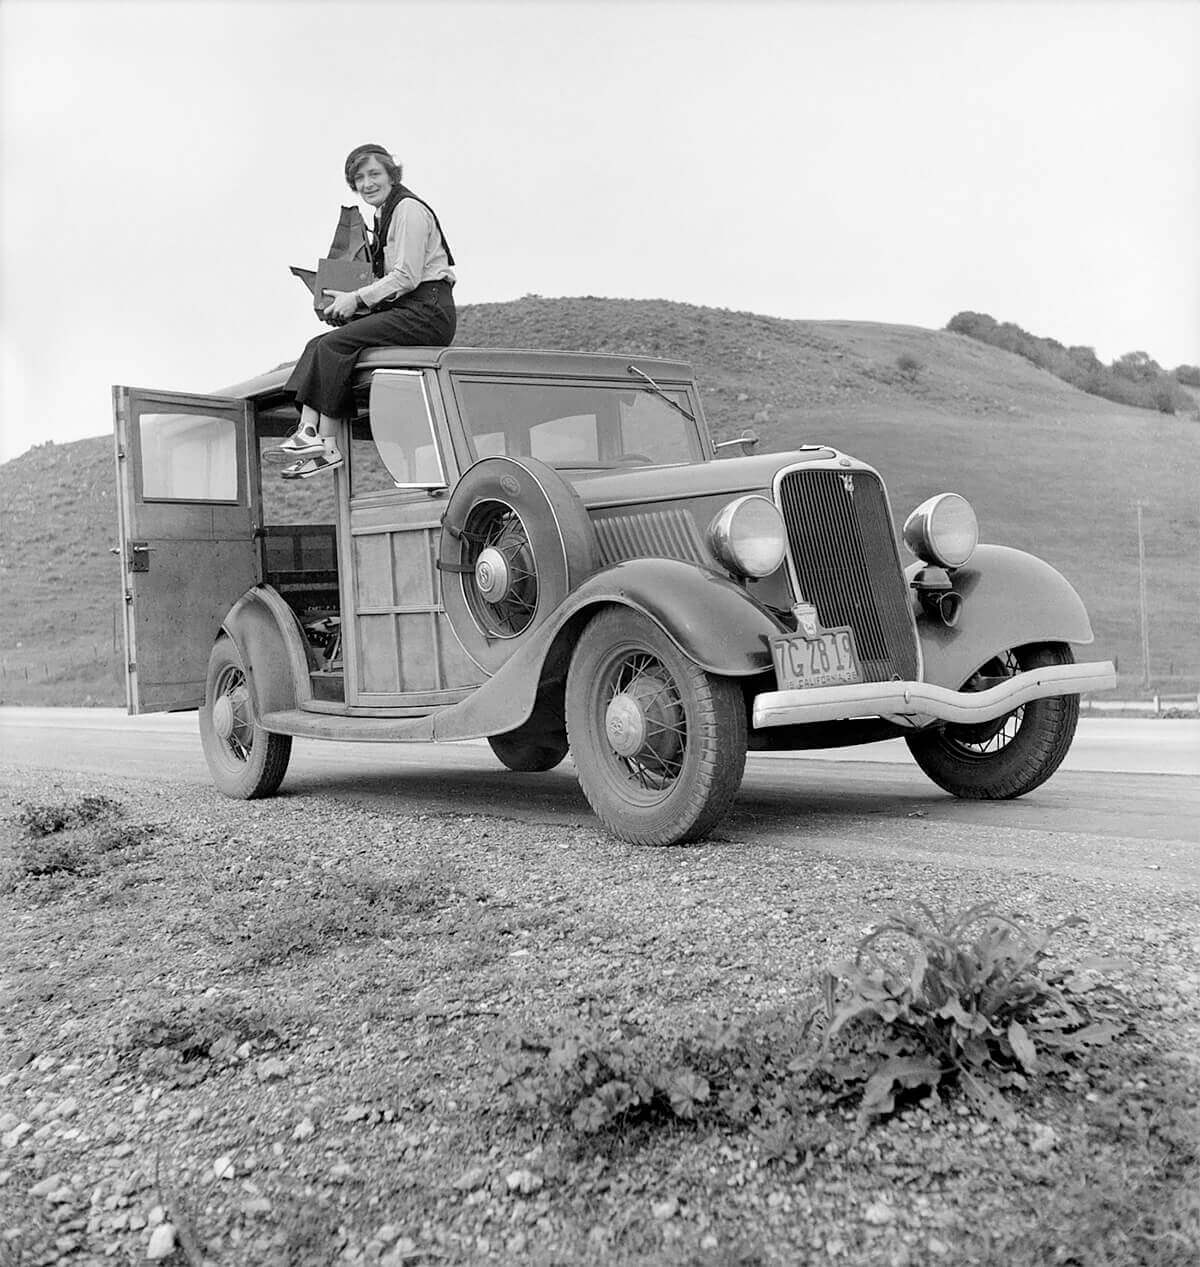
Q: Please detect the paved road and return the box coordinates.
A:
[2,709,1196,888]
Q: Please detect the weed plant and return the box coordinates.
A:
[498,903,1132,1153]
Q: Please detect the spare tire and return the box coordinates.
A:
[439,456,596,674]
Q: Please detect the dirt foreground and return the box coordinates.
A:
[1,764,1198,1267]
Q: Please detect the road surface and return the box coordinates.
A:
[2,709,1196,888]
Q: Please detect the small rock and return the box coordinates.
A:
[864,1200,894,1226]
[112,1143,134,1158]
[29,1174,64,1198]
[146,1222,176,1259]
[213,1155,236,1180]
[129,1212,147,1230]
[700,1234,718,1250]
[0,1114,17,1134]
[1030,1124,1058,1154]
[257,1057,289,1083]
[235,1042,252,1060]
[453,1167,487,1191]
[928,1238,949,1256]
[2,1123,32,1149]
[242,1196,272,1215]
[380,1237,416,1265]
[52,1098,79,1120]
[147,1205,165,1226]
[185,1107,204,1126]
[375,1223,401,1244]
[826,1238,846,1257]
[507,1232,528,1254]
[292,1117,315,1141]
[329,1162,353,1181]
[651,1197,678,1220]
[505,1168,542,1195]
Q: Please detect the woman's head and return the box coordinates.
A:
[344,144,402,207]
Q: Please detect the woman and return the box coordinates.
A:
[280,143,457,479]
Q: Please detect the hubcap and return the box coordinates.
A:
[475,546,510,601]
[212,694,235,741]
[605,693,647,757]
[599,652,686,791]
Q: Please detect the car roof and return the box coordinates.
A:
[219,346,697,403]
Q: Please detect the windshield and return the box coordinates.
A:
[454,379,702,469]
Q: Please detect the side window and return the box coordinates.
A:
[360,371,445,495]
[139,412,238,501]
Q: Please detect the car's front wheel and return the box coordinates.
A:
[566,608,748,845]
[905,643,1079,799]
[199,637,292,798]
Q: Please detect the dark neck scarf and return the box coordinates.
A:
[371,184,456,276]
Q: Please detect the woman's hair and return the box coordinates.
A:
[344,143,403,190]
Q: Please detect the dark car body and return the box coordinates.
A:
[113,346,1115,844]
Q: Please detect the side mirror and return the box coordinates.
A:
[713,429,760,457]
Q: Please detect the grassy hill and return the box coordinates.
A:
[2,296,1196,706]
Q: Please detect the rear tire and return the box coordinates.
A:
[488,732,569,773]
[905,643,1078,799]
[199,637,292,798]
[566,608,747,845]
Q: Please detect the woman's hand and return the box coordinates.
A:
[322,290,362,324]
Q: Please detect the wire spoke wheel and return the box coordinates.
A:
[905,642,1079,800]
[199,637,291,799]
[460,501,539,638]
[566,608,747,845]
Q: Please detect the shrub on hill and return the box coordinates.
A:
[946,312,1195,417]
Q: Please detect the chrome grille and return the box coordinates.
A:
[777,468,918,683]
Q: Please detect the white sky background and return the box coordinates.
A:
[1,0,1197,464]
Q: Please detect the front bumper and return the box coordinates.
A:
[752,661,1117,730]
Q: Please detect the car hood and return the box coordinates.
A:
[566,448,838,509]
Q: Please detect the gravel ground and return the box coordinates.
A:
[1,764,1197,1267]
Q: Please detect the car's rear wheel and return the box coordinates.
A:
[566,608,747,845]
[905,643,1079,799]
[487,731,569,772]
[199,637,292,798]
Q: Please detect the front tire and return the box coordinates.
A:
[905,643,1079,799]
[199,637,292,798]
[566,608,748,846]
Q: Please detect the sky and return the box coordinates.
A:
[2,0,1198,464]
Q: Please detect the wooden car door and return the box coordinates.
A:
[112,386,259,713]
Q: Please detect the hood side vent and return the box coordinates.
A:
[593,509,709,567]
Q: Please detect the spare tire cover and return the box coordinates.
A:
[439,456,597,674]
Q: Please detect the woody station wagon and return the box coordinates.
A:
[112,348,1116,846]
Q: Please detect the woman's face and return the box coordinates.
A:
[353,157,393,208]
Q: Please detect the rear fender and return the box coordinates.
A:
[220,586,314,715]
[913,544,1095,690]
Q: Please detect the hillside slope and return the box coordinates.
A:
[2,297,1196,705]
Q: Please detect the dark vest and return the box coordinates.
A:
[371,184,456,276]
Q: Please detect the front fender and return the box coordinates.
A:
[912,544,1095,690]
[431,559,782,741]
[221,585,314,716]
[568,558,782,675]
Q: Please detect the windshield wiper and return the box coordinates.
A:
[626,364,696,424]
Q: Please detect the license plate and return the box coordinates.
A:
[770,626,862,690]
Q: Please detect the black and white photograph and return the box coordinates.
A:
[2,1,1198,1264]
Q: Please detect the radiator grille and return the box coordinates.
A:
[777,468,918,683]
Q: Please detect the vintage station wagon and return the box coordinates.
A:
[112,347,1115,845]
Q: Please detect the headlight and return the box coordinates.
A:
[708,495,787,577]
[903,493,978,568]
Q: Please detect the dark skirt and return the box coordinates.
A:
[284,279,456,418]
